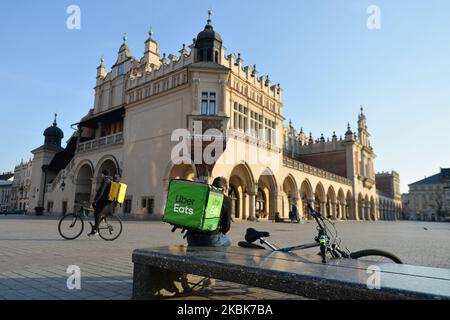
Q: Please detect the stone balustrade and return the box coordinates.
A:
[77,132,124,154]
[282,155,352,186]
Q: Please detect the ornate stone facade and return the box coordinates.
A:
[11,160,32,212]
[28,13,401,221]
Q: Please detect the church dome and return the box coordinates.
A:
[194,10,223,64]
[43,114,64,146]
[44,124,64,139]
[196,23,222,43]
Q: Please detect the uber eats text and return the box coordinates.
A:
[174,195,195,215]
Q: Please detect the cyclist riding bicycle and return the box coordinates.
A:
[89,170,115,236]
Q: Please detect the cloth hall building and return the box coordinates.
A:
[28,14,402,221]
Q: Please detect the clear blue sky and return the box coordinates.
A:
[0,0,449,193]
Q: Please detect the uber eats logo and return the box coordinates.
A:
[174,195,195,215]
[210,197,222,216]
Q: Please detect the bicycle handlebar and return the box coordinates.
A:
[306,201,328,263]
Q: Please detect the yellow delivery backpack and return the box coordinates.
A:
[108,182,128,204]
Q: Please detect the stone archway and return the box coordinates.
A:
[364,194,370,220]
[326,186,337,219]
[229,162,256,221]
[346,191,354,220]
[257,169,278,220]
[96,159,118,179]
[229,184,240,220]
[74,163,94,211]
[168,164,196,181]
[337,188,346,220]
[94,156,120,179]
[358,193,364,221]
[300,179,314,220]
[315,183,326,215]
[370,196,376,221]
[282,175,298,220]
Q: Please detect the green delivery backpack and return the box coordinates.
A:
[163,179,224,232]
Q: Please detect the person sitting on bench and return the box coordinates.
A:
[186,177,232,247]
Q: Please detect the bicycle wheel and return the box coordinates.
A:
[350,249,403,264]
[58,214,84,240]
[98,215,123,241]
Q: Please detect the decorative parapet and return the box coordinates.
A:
[127,69,189,105]
[223,53,282,103]
[77,132,124,154]
[282,155,352,186]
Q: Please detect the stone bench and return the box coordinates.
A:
[132,245,450,300]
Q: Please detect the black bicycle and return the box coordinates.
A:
[58,203,123,241]
[239,202,402,264]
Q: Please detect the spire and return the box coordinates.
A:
[148,27,153,40]
[179,43,188,57]
[359,104,367,122]
[345,123,353,136]
[118,33,132,57]
[320,133,325,142]
[251,65,257,77]
[207,9,213,26]
[144,28,160,68]
[97,55,107,79]
[357,106,369,146]
[235,53,243,66]
[53,113,58,126]
[160,53,168,65]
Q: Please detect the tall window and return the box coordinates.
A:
[124,197,132,214]
[141,197,154,214]
[201,92,217,115]
[233,103,248,132]
[250,111,263,138]
[265,119,276,144]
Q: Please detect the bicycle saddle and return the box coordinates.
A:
[238,241,266,250]
[245,228,270,243]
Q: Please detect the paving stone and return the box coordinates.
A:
[1,217,449,300]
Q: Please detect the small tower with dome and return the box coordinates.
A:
[194,10,223,64]
[29,114,65,213]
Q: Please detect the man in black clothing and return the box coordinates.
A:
[186,177,232,247]
[89,170,113,236]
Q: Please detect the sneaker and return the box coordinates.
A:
[88,230,99,237]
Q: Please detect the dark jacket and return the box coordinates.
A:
[94,176,113,205]
[218,195,232,234]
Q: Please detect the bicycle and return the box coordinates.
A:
[238,201,403,264]
[58,202,123,241]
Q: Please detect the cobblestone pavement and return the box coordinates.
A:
[0,215,449,300]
